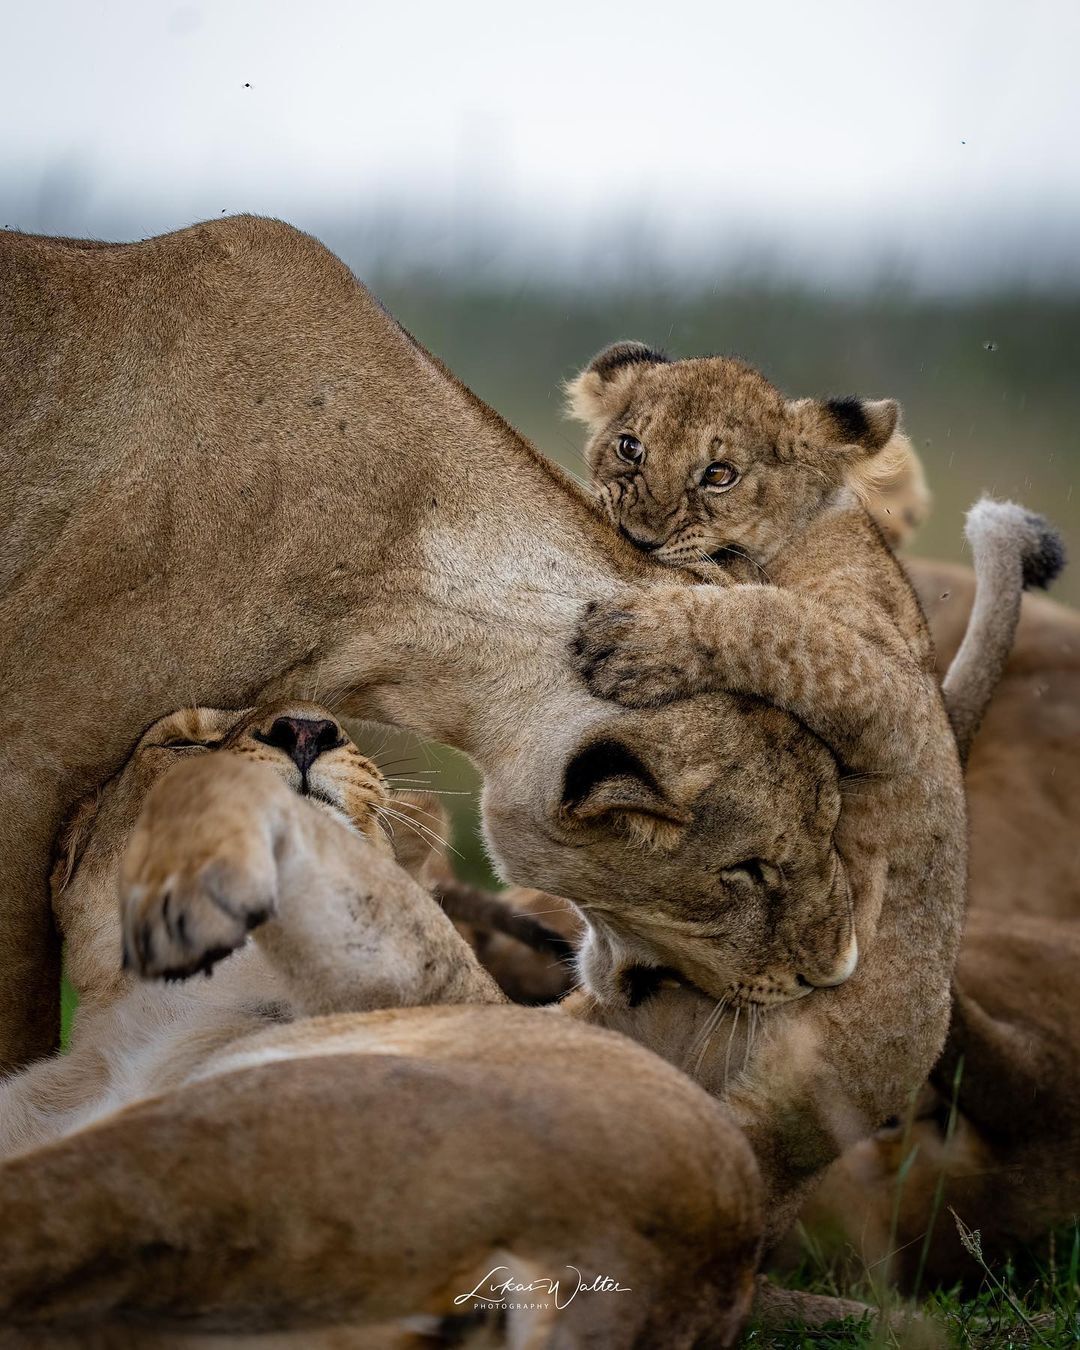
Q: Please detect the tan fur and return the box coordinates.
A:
[853,429,931,547]
[787,911,1080,1290]
[908,557,1080,919]
[783,562,1080,1285]
[0,216,883,1075]
[0,706,762,1346]
[566,347,967,1228]
[940,499,1065,762]
[565,347,1063,1233]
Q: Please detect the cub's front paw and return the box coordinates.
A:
[572,589,710,706]
[120,820,278,981]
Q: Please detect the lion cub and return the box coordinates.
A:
[571,340,1063,770]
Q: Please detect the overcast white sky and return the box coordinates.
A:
[4,0,1079,286]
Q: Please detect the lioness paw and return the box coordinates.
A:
[573,590,710,706]
[120,833,278,981]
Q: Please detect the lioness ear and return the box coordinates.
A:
[564,342,670,430]
[561,738,688,851]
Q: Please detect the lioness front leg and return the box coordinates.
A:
[575,584,930,772]
[120,756,503,1013]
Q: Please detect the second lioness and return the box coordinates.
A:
[569,344,1063,1223]
[1,704,760,1346]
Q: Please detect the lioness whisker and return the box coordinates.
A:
[723,1005,742,1092]
[376,804,463,860]
[686,996,729,1078]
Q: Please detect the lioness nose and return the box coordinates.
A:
[800,931,859,990]
[262,716,342,774]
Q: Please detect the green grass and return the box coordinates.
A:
[750,1222,1080,1348]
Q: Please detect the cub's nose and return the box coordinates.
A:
[259,716,343,775]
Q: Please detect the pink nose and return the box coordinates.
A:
[259,716,342,774]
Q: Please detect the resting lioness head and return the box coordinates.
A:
[483,694,855,1010]
[53,702,402,994]
[567,342,914,572]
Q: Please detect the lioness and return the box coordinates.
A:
[0,216,902,1073]
[0,704,761,1347]
[910,560,1080,919]
[2,476,1040,1333]
[837,434,1079,919]
[424,497,1070,1244]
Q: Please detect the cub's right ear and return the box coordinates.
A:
[564,341,669,430]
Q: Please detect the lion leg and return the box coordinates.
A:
[576,584,929,773]
[0,1033,761,1347]
[250,810,506,1015]
[118,754,503,1014]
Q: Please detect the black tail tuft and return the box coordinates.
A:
[1021,512,1067,590]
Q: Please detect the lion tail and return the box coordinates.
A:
[942,497,1066,764]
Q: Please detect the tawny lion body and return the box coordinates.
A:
[568,344,1063,1230]
[786,908,1080,1290]
[0,216,838,1074]
[910,558,1080,918]
[0,480,1049,1335]
[0,704,761,1348]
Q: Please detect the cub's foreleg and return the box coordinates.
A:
[576,584,932,773]
[119,756,503,1014]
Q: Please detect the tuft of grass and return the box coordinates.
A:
[757,1221,1080,1348]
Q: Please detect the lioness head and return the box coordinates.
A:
[52,702,407,994]
[482,694,856,1010]
[567,343,907,570]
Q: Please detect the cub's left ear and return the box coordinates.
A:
[822,396,900,455]
[564,341,669,431]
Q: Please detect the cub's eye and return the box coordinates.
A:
[616,433,645,465]
[701,461,740,490]
[160,738,220,751]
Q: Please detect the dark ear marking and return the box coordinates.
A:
[825,396,871,445]
[562,738,661,810]
[589,341,670,382]
[565,342,671,429]
[823,395,899,451]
